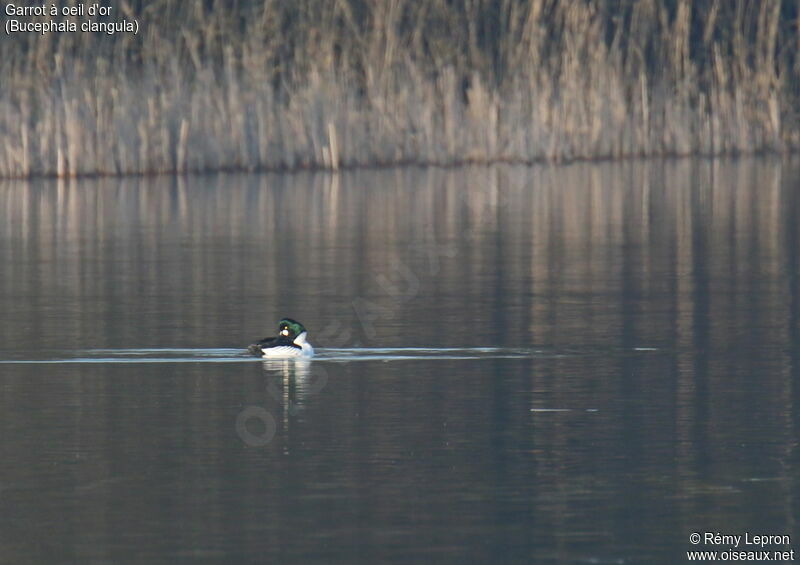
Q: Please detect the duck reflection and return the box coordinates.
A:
[262,358,328,421]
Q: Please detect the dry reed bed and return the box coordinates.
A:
[0,0,798,178]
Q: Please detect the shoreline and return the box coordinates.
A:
[0,149,796,182]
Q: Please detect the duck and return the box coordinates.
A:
[247,318,315,358]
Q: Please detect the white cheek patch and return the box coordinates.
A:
[281,329,289,336]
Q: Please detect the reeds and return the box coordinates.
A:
[0,0,798,178]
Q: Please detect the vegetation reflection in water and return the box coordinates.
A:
[0,158,798,563]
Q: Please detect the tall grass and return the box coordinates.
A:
[0,0,798,178]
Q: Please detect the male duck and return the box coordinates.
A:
[247,318,315,358]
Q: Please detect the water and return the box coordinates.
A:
[1,159,799,564]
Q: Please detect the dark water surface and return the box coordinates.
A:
[1,159,799,564]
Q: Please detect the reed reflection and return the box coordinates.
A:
[0,158,799,563]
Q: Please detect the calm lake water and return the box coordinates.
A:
[1,159,799,564]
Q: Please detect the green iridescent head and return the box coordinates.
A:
[278,318,306,338]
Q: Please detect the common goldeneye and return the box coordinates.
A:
[247,318,315,358]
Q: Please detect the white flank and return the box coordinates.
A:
[261,346,305,358]
[261,332,314,359]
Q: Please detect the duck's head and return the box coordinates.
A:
[278,318,307,339]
